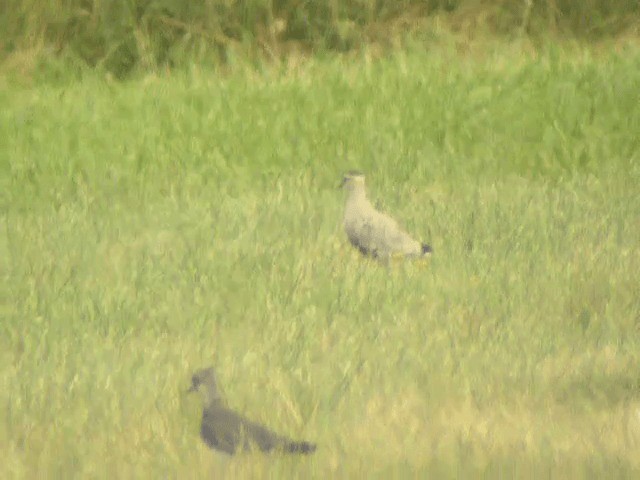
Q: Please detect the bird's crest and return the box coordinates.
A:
[340,170,366,189]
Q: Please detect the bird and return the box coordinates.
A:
[340,171,433,260]
[188,367,317,455]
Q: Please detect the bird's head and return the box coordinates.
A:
[188,367,223,406]
[339,170,366,191]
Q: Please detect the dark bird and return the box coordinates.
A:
[189,367,317,455]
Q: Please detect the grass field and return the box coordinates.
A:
[2,43,640,477]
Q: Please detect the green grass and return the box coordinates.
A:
[2,44,640,477]
[3,0,639,79]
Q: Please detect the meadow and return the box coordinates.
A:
[2,42,640,477]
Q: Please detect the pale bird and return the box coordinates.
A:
[189,368,316,455]
[340,171,432,259]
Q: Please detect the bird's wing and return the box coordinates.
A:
[358,209,421,256]
[243,418,317,454]
[345,204,394,254]
[243,418,286,452]
[201,409,242,455]
[377,216,421,255]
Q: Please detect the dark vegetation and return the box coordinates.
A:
[1,0,639,78]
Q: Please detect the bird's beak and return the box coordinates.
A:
[337,178,346,189]
[187,384,197,394]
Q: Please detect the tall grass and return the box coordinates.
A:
[2,45,640,477]
[1,0,639,78]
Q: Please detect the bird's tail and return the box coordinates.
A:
[284,441,317,454]
[421,243,433,255]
